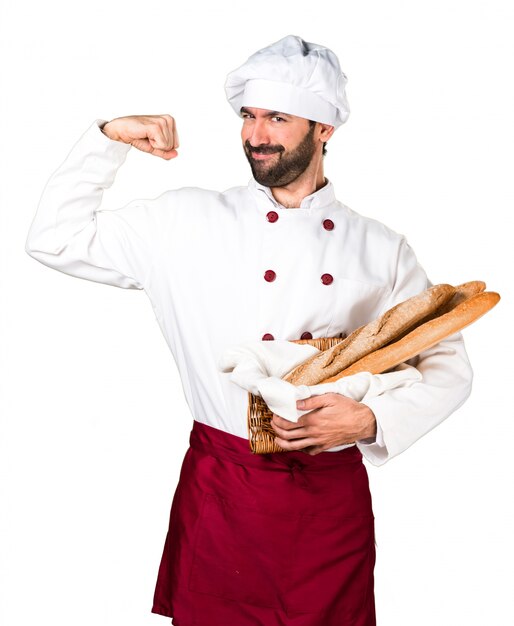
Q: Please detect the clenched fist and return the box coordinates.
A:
[101,114,179,160]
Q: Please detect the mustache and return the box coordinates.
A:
[245,141,284,155]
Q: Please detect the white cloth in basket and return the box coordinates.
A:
[218,339,422,452]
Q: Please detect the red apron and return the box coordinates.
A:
[152,420,376,626]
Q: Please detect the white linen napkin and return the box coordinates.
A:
[218,339,422,451]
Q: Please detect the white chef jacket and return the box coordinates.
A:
[25,119,473,466]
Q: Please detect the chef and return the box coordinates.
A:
[25,35,473,626]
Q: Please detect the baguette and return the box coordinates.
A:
[435,280,486,315]
[282,283,456,386]
[388,280,487,345]
[320,291,500,382]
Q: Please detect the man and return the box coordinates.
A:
[25,35,473,625]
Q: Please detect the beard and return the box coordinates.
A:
[244,123,316,187]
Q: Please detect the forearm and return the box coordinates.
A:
[357,330,473,465]
[25,119,131,258]
[24,120,156,289]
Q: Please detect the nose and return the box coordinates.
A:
[247,118,270,148]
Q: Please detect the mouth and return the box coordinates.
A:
[250,151,278,161]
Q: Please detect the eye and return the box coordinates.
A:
[271,116,286,122]
[241,112,254,119]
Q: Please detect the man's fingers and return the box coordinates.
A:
[271,413,301,430]
[274,435,317,451]
[152,147,179,160]
[141,116,179,158]
[170,120,180,148]
[296,392,338,412]
[161,114,179,149]
[130,137,178,160]
[147,126,172,151]
[130,137,155,154]
[271,414,315,447]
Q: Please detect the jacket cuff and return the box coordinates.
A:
[91,118,133,156]
[356,398,389,466]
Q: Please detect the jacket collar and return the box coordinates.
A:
[248,177,336,211]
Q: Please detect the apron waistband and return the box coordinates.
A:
[189,420,362,471]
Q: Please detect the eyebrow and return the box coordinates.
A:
[240,107,291,118]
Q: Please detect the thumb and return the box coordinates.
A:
[296,393,333,411]
[132,137,178,159]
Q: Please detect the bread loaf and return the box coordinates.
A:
[390,280,486,345]
[435,280,486,315]
[282,283,456,386]
[320,291,500,382]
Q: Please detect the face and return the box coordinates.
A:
[241,107,318,187]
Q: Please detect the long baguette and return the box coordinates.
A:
[435,280,486,315]
[320,291,500,382]
[282,283,456,386]
[388,280,487,345]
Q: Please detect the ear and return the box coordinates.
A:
[312,122,335,150]
[318,123,336,143]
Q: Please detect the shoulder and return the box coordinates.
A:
[333,199,422,293]
[160,183,250,209]
[120,184,244,220]
[126,184,253,237]
[337,200,407,250]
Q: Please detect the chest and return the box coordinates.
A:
[156,204,389,347]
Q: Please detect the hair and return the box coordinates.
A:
[309,120,327,156]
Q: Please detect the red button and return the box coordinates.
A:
[321,273,334,285]
[266,211,279,223]
[323,219,334,231]
[262,333,274,341]
[264,269,276,282]
[300,331,313,340]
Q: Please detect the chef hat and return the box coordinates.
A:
[224,35,350,128]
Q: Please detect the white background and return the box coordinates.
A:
[1,0,513,624]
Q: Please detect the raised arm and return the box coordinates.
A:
[25,115,179,289]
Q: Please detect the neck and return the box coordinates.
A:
[268,155,326,209]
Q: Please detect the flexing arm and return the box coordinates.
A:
[25,115,179,289]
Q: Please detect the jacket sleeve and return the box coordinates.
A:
[25,119,157,290]
[356,237,474,466]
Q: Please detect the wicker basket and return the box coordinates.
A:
[247,335,346,454]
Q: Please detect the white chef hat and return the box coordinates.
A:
[224,35,350,128]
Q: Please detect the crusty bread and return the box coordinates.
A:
[388,280,487,345]
[436,280,486,314]
[320,291,500,382]
[282,283,456,386]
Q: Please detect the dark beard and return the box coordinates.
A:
[244,123,316,187]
